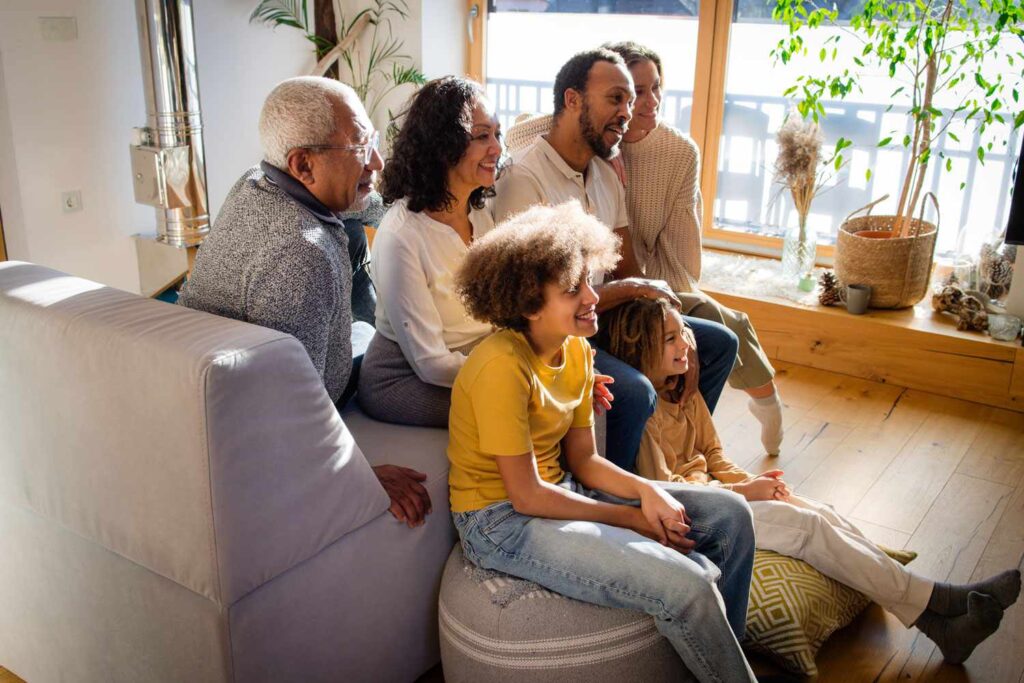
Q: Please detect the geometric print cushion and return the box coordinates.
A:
[742,549,869,676]
[743,547,915,676]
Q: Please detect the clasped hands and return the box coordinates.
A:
[630,484,697,554]
[732,469,792,502]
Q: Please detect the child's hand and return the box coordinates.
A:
[734,470,792,502]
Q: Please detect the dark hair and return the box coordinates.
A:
[552,48,625,116]
[602,41,664,82]
[381,76,501,213]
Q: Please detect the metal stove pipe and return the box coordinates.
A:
[130,0,209,247]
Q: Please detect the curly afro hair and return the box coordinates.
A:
[456,201,621,332]
[381,76,501,213]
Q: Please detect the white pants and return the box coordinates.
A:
[752,496,933,626]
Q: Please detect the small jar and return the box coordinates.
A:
[988,314,1022,342]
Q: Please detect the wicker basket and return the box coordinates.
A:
[834,194,939,309]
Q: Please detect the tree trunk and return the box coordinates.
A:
[314,0,337,76]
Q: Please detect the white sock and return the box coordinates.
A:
[748,391,784,455]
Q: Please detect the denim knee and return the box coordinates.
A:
[718,489,755,547]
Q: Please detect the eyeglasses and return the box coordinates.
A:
[300,130,380,165]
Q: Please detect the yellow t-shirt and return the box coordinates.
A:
[447,329,595,513]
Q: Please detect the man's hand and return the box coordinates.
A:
[623,277,683,310]
[636,484,696,553]
[591,349,614,415]
[372,465,432,528]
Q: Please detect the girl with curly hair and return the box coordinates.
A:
[600,297,1021,665]
[449,201,759,683]
[357,76,504,426]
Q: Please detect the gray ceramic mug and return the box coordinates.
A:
[846,284,872,315]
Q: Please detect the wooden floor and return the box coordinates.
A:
[714,360,1024,682]
[4,362,1023,683]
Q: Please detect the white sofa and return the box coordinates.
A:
[0,261,456,683]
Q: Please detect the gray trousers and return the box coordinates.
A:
[356,333,454,428]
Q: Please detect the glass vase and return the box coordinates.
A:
[781,215,818,282]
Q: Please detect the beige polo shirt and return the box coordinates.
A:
[494,136,628,283]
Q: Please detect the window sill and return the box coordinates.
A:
[699,250,1024,412]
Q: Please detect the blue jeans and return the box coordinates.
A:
[595,316,738,472]
[453,477,756,683]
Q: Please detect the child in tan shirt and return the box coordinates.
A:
[599,297,1021,664]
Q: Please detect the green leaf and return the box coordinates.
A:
[903,134,911,147]
[977,147,985,164]
[866,168,873,182]
[946,157,952,172]
[1015,111,1024,129]
[835,154,844,170]
[949,131,960,142]
[820,47,827,61]
[878,136,893,147]
[960,181,967,190]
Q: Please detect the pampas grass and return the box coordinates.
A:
[774,115,826,224]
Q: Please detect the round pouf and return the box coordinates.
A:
[438,544,695,682]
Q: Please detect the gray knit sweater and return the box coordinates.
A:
[179,165,354,402]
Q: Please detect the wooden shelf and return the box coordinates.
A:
[703,286,1024,413]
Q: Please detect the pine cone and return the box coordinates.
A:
[991,260,1013,285]
[818,270,841,306]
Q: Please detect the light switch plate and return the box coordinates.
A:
[39,17,78,42]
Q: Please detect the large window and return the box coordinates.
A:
[471,0,1020,262]
[711,0,1019,259]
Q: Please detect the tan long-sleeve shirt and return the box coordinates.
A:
[638,393,752,486]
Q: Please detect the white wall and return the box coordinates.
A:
[0,0,466,293]
[421,0,466,80]
[0,0,312,293]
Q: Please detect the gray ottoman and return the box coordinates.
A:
[438,544,696,682]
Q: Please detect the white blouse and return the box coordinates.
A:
[370,199,495,387]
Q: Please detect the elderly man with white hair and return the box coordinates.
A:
[180,77,432,528]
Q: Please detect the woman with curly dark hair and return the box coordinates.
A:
[356,76,504,427]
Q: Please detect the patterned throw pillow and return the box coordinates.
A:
[742,548,913,676]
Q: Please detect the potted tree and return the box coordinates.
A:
[771,0,1024,308]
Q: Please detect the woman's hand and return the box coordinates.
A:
[637,484,695,553]
[733,469,791,502]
